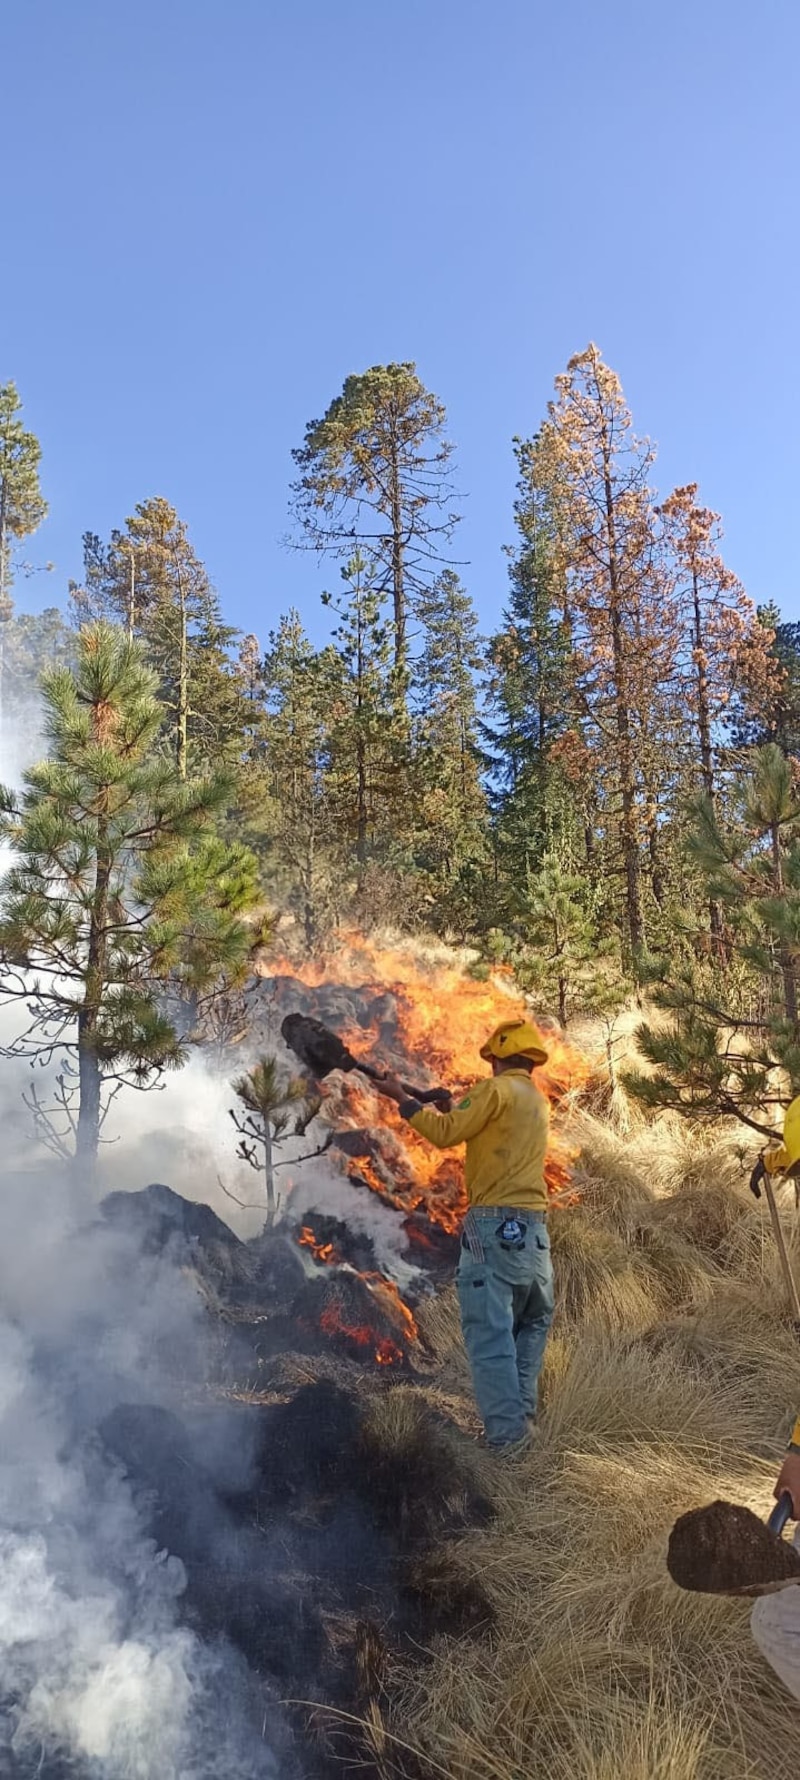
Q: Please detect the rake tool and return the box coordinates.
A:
[280,1012,452,1111]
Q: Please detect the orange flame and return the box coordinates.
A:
[270,935,592,1234]
[361,1273,419,1343]
[319,1302,406,1367]
[298,1225,337,1265]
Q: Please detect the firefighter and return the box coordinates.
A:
[748,1102,800,1701]
[379,1018,552,1457]
[750,1423,800,1703]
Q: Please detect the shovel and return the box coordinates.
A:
[280,1013,452,1111]
[667,1492,800,1597]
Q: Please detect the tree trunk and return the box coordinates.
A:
[126,545,136,643]
[355,592,368,877]
[303,811,317,954]
[388,416,406,675]
[264,1125,277,1229]
[601,440,643,962]
[770,819,798,1027]
[177,585,188,781]
[692,569,715,802]
[691,566,725,949]
[76,836,112,1170]
[645,784,665,907]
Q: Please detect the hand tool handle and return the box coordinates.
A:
[761,1171,800,1325]
[354,1058,450,1109]
[767,1492,795,1537]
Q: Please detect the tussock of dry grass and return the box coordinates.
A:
[385,1104,800,1780]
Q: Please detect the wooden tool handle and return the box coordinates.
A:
[354,1057,450,1108]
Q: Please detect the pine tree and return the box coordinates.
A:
[262,612,340,950]
[0,624,254,1167]
[237,633,267,753]
[228,1057,319,1229]
[411,569,489,919]
[0,384,48,716]
[321,551,396,884]
[484,442,575,886]
[745,604,800,757]
[501,851,617,1028]
[69,500,248,778]
[290,363,460,700]
[627,745,800,1134]
[534,345,680,964]
[660,484,773,802]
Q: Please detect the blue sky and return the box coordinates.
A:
[3,0,799,645]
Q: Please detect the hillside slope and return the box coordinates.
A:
[373,1108,800,1780]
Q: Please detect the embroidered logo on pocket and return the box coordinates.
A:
[497,1217,526,1247]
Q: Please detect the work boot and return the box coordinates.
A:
[489,1429,533,1463]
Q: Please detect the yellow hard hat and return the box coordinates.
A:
[763,1095,800,1174]
[480,1018,549,1067]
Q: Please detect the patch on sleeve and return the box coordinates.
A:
[458,1097,472,1110]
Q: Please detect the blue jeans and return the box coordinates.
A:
[457,1207,555,1448]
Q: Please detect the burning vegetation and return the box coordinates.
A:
[49,936,586,1777]
[12,929,798,1780]
[262,933,589,1242]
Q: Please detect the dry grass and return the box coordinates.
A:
[384,1105,800,1780]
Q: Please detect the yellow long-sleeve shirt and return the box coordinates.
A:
[404,1069,549,1210]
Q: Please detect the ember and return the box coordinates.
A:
[317,1295,406,1359]
[319,1303,405,1368]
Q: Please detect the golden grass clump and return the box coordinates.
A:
[383,1100,800,1780]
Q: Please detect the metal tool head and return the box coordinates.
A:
[280,1013,356,1079]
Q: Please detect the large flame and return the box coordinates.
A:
[271,935,591,1235]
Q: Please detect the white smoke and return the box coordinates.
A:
[0,693,289,1775]
[0,1170,286,1777]
[285,1161,425,1296]
[0,679,427,1774]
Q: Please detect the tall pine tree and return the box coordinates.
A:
[0,624,254,1166]
[70,499,249,779]
[484,440,575,889]
[0,384,48,719]
[534,345,681,963]
[290,364,460,707]
[411,569,489,924]
[262,612,340,950]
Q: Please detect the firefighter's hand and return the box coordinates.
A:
[378,1074,407,1105]
[775,1451,800,1518]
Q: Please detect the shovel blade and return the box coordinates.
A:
[667,1497,800,1595]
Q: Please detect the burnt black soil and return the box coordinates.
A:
[100,1377,494,1778]
[667,1499,800,1593]
[93,1180,494,1777]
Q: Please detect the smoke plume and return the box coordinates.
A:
[0,694,290,1776]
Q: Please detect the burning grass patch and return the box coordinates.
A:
[88,948,800,1778]
[383,1205,800,1780]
